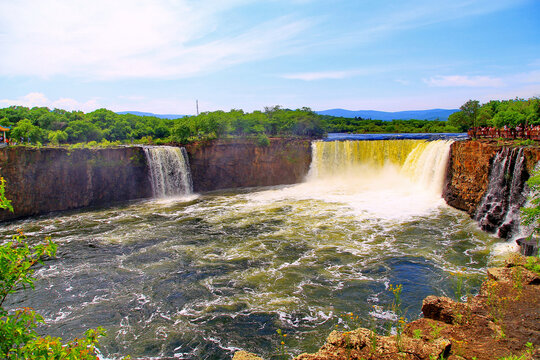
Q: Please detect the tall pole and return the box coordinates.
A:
[196,100,199,116]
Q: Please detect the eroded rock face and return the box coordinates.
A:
[443,140,499,216]
[443,140,540,238]
[0,139,313,221]
[185,138,312,192]
[0,147,151,221]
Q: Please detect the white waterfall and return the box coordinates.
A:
[475,148,528,239]
[300,139,454,220]
[143,146,193,198]
[309,139,453,196]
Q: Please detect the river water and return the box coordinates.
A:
[2,139,503,359]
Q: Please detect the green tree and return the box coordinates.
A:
[10,119,43,143]
[521,170,540,256]
[0,178,124,359]
[65,121,103,142]
[460,99,480,128]
[171,121,192,143]
[448,111,469,132]
[492,110,526,128]
[47,130,68,145]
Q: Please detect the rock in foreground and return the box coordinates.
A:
[234,256,540,360]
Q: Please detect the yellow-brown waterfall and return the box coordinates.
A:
[309,139,453,195]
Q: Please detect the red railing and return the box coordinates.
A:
[468,127,540,140]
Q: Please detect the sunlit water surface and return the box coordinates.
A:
[1,140,504,359]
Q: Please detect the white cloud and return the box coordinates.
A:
[395,79,410,86]
[0,93,100,112]
[281,70,361,81]
[281,66,395,81]
[423,75,504,87]
[0,0,312,80]
[512,70,540,84]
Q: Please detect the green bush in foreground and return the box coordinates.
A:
[0,177,120,359]
[521,170,540,257]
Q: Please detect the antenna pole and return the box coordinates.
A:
[196,100,199,116]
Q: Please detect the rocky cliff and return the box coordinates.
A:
[0,147,152,221]
[443,140,499,216]
[443,140,540,238]
[185,138,312,192]
[0,139,313,221]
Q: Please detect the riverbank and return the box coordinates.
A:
[234,255,540,360]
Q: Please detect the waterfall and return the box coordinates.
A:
[309,139,453,196]
[475,148,528,239]
[143,146,193,198]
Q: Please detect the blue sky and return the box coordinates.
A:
[0,0,539,115]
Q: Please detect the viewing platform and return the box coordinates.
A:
[468,127,540,140]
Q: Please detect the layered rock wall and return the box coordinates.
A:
[185,138,312,192]
[0,139,313,221]
[443,140,540,217]
[0,147,152,221]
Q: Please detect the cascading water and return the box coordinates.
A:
[475,148,528,239]
[297,139,454,220]
[4,138,502,360]
[143,146,193,197]
[309,139,452,192]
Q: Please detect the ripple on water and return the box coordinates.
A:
[0,182,505,359]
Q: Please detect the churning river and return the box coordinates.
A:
[2,139,504,359]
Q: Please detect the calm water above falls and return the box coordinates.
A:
[2,140,503,359]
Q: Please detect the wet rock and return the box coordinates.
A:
[232,351,264,360]
[488,266,540,285]
[295,328,450,360]
[443,141,540,239]
[421,296,459,324]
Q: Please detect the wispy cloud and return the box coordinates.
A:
[0,93,100,112]
[394,79,411,86]
[512,70,540,84]
[328,0,527,48]
[423,75,504,87]
[281,70,365,81]
[0,0,312,80]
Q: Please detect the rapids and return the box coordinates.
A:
[1,139,502,359]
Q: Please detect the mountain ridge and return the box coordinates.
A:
[315,108,458,121]
[116,111,186,119]
[117,108,459,121]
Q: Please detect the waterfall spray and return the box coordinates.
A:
[143,146,193,197]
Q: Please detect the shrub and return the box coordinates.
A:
[0,177,125,359]
[256,133,270,147]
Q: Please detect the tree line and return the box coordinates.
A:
[2,98,537,146]
[448,97,540,132]
[0,106,326,146]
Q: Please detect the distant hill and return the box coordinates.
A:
[316,108,458,121]
[117,111,186,119]
[117,109,459,121]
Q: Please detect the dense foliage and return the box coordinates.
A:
[521,170,540,257]
[1,104,464,146]
[448,97,540,132]
[321,117,457,133]
[0,106,326,146]
[0,178,119,359]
